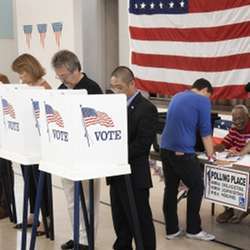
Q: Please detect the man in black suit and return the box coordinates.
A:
[108,66,157,250]
[52,50,103,250]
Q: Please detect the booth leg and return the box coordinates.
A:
[2,172,14,222]
[47,173,55,240]
[29,171,45,250]
[79,183,90,244]
[32,168,50,239]
[74,181,80,250]
[211,203,215,216]
[89,180,94,250]
[124,175,144,250]
[21,167,30,250]
[7,163,17,223]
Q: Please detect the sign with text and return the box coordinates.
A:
[204,164,249,211]
[38,92,130,180]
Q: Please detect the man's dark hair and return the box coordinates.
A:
[191,78,213,94]
[111,66,135,84]
[51,50,81,72]
[245,82,250,92]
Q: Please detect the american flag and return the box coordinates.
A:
[1,98,16,119]
[129,0,250,99]
[32,100,40,119]
[81,107,114,127]
[45,104,64,128]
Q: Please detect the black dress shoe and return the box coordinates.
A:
[14,221,40,229]
[61,240,89,250]
[14,223,32,229]
[61,240,74,249]
[78,244,89,250]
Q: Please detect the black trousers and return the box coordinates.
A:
[21,165,49,216]
[161,149,204,234]
[110,177,156,250]
[0,158,13,209]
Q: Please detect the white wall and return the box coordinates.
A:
[118,0,130,66]
[15,0,82,89]
[0,39,18,82]
[0,0,18,82]
[2,0,130,88]
[81,0,120,90]
[81,0,106,89]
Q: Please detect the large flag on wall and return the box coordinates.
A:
[129,0,250,99]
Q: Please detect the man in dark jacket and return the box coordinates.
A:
[108,66,157,250]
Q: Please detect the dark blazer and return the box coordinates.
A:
[128,93,158,188]
[108,92,158,189]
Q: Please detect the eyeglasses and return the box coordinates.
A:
[55,72,74,81]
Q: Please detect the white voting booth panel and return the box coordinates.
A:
[0,84,29,150]
[0,84,28,89]
[39,93,130,180]
[0,87,86,165]
[0,87,43,164]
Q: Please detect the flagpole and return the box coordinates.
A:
[80,105,90,147]
[44,102,51,142]
[31,99,41,136]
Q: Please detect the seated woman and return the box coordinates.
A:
[227,136,250,223]
[12,54,51,235]
[214,104,250,223]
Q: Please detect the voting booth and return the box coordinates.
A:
[38,92,130,180]
[29,91,132,250]
[0,86,42,164]
[0,87,88,164]
[0,87,132,250]
[0,85,48,250]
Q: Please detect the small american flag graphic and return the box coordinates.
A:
[45,104,64,128]
[1,98,16,119]
[81,107,114,128]
[32,100,40,119]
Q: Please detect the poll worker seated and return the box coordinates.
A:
[225,137,250,223]
[214,104,250,224]
[231,140,250,157]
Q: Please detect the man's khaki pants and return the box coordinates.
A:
[62,178,101,245]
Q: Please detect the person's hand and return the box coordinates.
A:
[208,154,216,162]
[228,147,237,153]
[226,148,241,157]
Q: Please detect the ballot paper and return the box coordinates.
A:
[215,151,242,162]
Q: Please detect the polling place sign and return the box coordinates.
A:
[204,164,249,211]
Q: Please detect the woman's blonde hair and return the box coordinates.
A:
[12,53,45,81]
